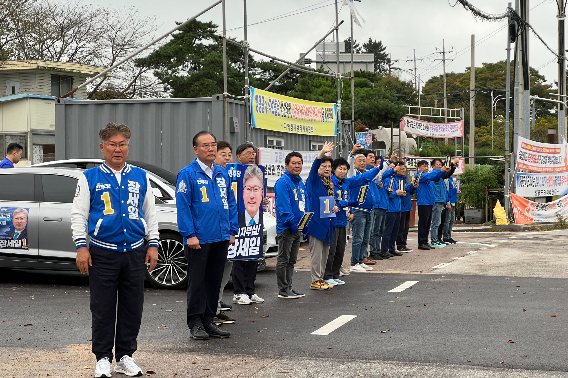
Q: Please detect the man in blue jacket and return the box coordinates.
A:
[430,158,457,247]
[274,151,306,299]
[176,131,238,341]
[324,157,381,285]
[414,160,448,250]
[442,176,460,244]
[380,162,409,256]
[396,171,418,253]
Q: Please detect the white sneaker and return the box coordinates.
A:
[250,294,264,303]
[114,355,142,377]
[349,264,366,272]
[360,263,373,271]
[233,294,252,305]
[95,357,111,378]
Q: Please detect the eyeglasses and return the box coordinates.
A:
[244,185,262,194]
[199,143,218,149]
[105,142,129,150]
[241,151,256,157]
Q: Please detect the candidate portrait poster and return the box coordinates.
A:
[0,207,29,249]
[355,132,373,149]
[227,164,266,261]
[516,136,568,173]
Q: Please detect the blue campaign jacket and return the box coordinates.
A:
[374,168,395,210]
[448,177,458,204]
[176,159,238,244]
[432,176,448,204]
[413,169,445,206]
[401,181,416,212]
[80,163,156,252]
[274,170,306,234]
[306,158,334,244]
[332,167,380,228]
[383,175,405,213]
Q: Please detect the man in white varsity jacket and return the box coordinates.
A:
[71,123,159,378]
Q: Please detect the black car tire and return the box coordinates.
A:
[145,232,188,289]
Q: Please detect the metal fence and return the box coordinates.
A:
[55,95,341,175]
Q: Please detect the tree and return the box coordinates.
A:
[0,0,162,99]
[344,37,392,74]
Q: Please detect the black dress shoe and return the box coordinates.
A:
[427,244,435,249]
[190,324,210,340]
[390,251,403,256]
[204,322,231,338]
[219,301,232,311]
[379,253,391,259]
[418,244,430,250]
[369,253,383,260]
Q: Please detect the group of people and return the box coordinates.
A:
[69,124,461,378]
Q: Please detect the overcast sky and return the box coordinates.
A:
[90,0,561,91]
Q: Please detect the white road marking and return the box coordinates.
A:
[456,241,495,248]
[388,280,419,293]
[432,262,452,269]
[311,315,357,336]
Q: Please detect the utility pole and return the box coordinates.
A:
[469,34,476,169]
[433,39,453,143]
[513,0,522,163]
[558,0,567,142]
[243,0,250,142]
[335,0,342,155]
[505,2,512,218]
[413,49,417,91]
[351,13,355,145]
[521,0,530,139]
[222,0,228,142]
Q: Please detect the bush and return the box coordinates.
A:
[458,165,503,209]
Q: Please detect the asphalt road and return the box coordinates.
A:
[2,230,568,377]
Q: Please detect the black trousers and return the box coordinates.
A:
[381,212,401,254]
[324,226,346,280]
[185,241,229,329]
[438,209,446,241]
[89,245,146,362]
[396,211,411,249]
[231,260,257,296]
[417,205,433,245]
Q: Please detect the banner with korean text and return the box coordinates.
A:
[250,87,337,136]
[516,172,568,197]
[401,116,464,138]
[511,192,568,224]
[516,136,568,173]
[257,148,319,187]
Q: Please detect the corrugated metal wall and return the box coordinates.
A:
[55,96,342,175]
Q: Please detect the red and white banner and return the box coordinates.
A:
[401,116,464,138]
[404,155,465,175]
[511,192,568,224]
[516,136,568,173]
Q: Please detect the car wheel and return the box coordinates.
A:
[145,232,188,289]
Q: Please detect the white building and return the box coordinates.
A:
[312,42,375,74]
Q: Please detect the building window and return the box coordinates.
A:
[51,75,73,97]
[310,141,324,151]
[266,136,284,150]
[0,134,27,159]
[6,80,20,96]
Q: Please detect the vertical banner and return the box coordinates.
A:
[227,164,266,261]
[250,87,337,136]
[0,207,29,249]
[355,132,373,149]
[511,192,568,224]
[516,136,568,173]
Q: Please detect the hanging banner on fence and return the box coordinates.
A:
[250,87,337,136]
[400,116,464,138]
[516,136,568,173]
[355,132,373,149]
[257,148,320,187]
[227,164,266,261]
[0,207,29,249]
[404,155,465,175]
[511,192,568,224]
[516,172,568,197]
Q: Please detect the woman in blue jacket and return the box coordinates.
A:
[306,142,338,291]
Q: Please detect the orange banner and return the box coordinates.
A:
[511,192,568,224]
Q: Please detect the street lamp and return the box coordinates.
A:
[491,91,506,151]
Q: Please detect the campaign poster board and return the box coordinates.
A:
[516,136,568,173]
[227,164,266,261]
[511,192,568,224]
[0,207,29,249]
[250,87,337,136]
[516,172,568,198]
[319,196,336,218]
[355,132,373,149]
[401,116,464,138]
